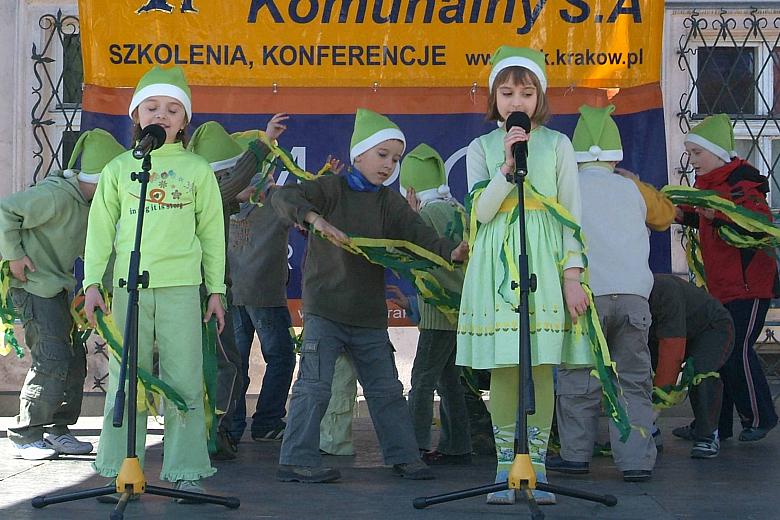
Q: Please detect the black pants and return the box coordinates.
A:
[719,299,778,437]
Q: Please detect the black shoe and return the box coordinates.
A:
[211,427,238,460]
[421,450,472,465]
[739,426,773,442]
[546,455,590,475]
[622,470,652,482]
[276,465,341,483]
[672,422,696,441]
[393,460,434,480]
[252,424,285,442]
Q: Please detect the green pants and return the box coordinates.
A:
[8,289,86,445]
[93,286,215,482]
[319,353,357,455]
[490,365,554,476]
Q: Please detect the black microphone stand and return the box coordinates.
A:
[413,145,617,519]
[32,153,240,518]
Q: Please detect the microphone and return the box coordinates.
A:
[132,124,167,160]
[505,112,531,181]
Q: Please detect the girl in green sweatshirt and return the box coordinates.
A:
[82,65,226,500]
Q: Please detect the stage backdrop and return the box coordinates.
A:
[78,0,668,327]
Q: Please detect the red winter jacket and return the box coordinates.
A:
[680,159,779,304]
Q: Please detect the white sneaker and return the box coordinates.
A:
[174,480,205,504]
[13,440,59,460]
[44,433,94,455]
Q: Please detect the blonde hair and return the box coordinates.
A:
[486,67,550,126]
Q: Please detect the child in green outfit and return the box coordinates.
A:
[455,46,590,506]
[0,129,124,461]
[83,65,226,499]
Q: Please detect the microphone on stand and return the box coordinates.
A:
[505,112,531,183]
[132,124,167,160]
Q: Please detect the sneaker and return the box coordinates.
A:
[532,472,557,505]
[95,479,140,504]
[420,450,472,465]
[652,427,664,453]
[251,424,285,442]
[672,422,696,441]
[276,464,341,483]
[392,459,434,480]
[174,480,205,504]
[44,433,94,455]
[546,455,589,475]
[739,426,773,442]
[12,440,59,460]
[691,435,720,458]
[487,470,515,505]
[622,470,652,482]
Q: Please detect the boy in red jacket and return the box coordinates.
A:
[677,114,778,442]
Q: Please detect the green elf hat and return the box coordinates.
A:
[128,65,192,121]
[400,143,447,193]
[489,46,547,92]
[685,114,736,163]
[188,121,245,171]
[572,104,624,163]
[65,128,125,183]
[350,108,406,181]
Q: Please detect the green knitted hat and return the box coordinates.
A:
[489,46,547,92]
[400,143,446,193]
[187,121,245,171]
[66,128,125,183]
[572,104,623,163]
[685,114,736,163]
[350,108,406,170]
[128,65,192,121]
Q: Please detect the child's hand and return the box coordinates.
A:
[84,285,109,328]
[265,113,289,141]
[386,284,410,312]
[696,207,716,220]
[9,256,35,282]
[405,187,421,213]
[451,241,469,264]
[502,126,530,176]
[311,215,350,246]
[236,184,257,203]
[204,293,225,334]
[563,279,589,324]
[325,155,345,175]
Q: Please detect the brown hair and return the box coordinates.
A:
[486,67,550,126]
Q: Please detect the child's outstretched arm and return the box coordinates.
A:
[267,177,349,245]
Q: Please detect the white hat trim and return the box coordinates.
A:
[77,172,101,183]
[489,57,547,92]
[574,149,623,163]
[350,128,406,164]
[129,84,193,120]
[685,133,733,164]
[209,154,243,173]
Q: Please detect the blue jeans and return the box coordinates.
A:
[231,305,296,438]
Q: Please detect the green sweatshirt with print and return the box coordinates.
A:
[0,171,91,298]
[83,143,226,294]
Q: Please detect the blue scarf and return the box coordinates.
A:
[346,168,381,193]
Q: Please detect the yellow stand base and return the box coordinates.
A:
[508,454,536,490]
[116,457,146,495]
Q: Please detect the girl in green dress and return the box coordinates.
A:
[456,46,590,505]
